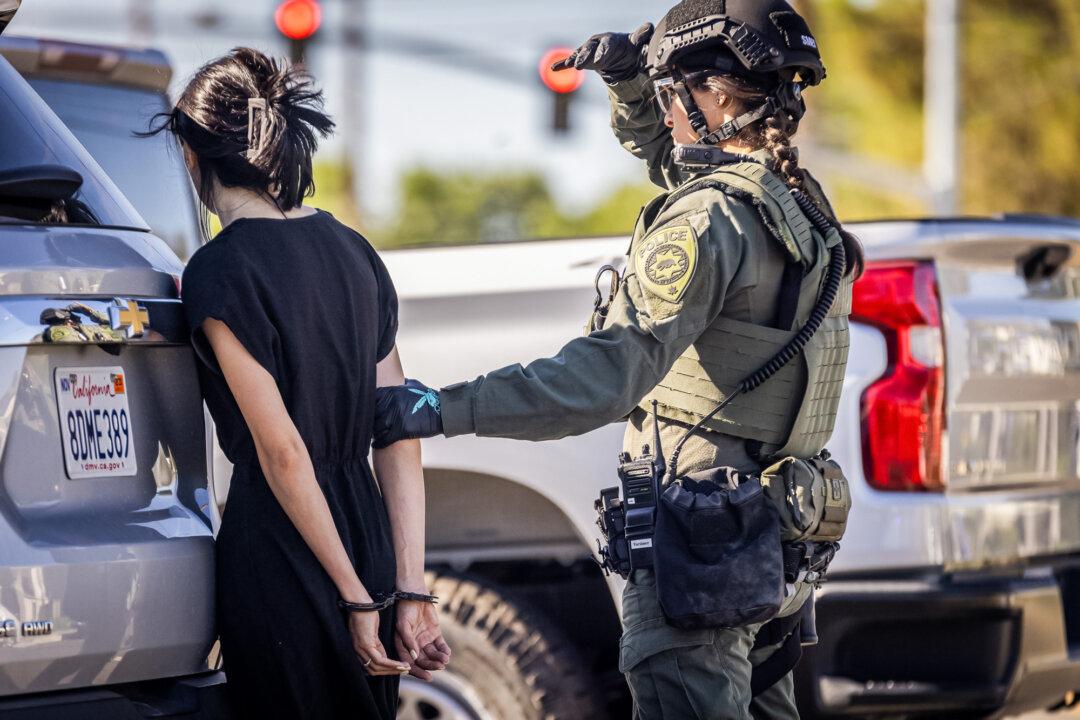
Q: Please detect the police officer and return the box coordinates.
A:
[374,1,863,717]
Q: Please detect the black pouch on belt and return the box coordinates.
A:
[653,467,784,630]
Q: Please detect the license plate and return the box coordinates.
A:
[54,367,137,478]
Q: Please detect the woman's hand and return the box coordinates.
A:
[394,600,452,681]
[372,379,444,448]
[348,611,411,676]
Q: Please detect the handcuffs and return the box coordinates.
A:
[337,590,439,614]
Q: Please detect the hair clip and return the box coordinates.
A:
[246,97,268,160]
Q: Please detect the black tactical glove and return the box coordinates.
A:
[552,22,655,84]
[372,378,444,449]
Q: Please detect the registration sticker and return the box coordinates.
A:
[54,367,136,479]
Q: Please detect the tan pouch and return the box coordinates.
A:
[760,451,851,543]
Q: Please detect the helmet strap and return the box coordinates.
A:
[672,74,712,140]
[674,77,807,148]
[698,97,778,145]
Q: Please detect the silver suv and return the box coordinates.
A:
[0,37,224,720]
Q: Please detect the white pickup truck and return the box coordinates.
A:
[384,218,1080,720]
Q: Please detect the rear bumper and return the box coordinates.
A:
[795,561,1080,718]
[0,671,229,719]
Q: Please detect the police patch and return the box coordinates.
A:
[635,224,698,303]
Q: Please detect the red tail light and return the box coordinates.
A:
[851,261,945,491]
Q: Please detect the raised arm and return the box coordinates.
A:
[609,72,684,190]
[555,24,682,189]
[202,318,409,677]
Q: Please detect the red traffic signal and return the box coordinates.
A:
[275,0,322,41]
[539,47,585,95]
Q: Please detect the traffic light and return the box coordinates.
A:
[275,0,322,65]
[539,47,584,134]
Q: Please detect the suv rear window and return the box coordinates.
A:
[0,56,148,230]
[28,78,201,258]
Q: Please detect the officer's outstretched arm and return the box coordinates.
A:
[608,74,682,190]
[371,204,749,447]
[438,210,738,442]
[437,284,687,441]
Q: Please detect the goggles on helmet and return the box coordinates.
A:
[655,69,808,148]
[653,77,677,114]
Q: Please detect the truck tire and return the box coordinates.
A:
[398,572,607,720]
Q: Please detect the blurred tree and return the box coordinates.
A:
[309,158,364,230]
[806,0,1080,219]
[829,178,926,221]
[377,169,566,248]
[570,183,660,236]
[808,0,925,169]
[802,0,927,218]
[373,168,657,248]
[962,0,1080,216]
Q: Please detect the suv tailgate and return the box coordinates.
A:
[0,225,215,697]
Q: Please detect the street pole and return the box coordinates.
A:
[342,0,365,218]
[924,0,960,216]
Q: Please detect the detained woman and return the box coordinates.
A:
[144,47,450,719]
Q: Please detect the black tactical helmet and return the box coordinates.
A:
[646,0,825,149]
[647,0,825,85]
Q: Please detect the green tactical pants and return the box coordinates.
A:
[619,569,811,720]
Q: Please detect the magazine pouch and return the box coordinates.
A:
[653,467,784,630]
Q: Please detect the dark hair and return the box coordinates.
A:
[685,69,865,279]
[143,47,334,219]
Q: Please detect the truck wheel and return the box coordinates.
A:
[397,572,607,720]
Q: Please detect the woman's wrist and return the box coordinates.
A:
[337,579,373,605]
[396,575,428,595]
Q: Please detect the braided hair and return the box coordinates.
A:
[691,71,864,278]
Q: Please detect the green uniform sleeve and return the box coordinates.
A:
[608,73,684,191]
[439,204,751,441]
[438,280,691,440]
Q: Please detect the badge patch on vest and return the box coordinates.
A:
[635,225,698,303]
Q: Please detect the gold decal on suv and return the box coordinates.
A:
[109,299,150,338]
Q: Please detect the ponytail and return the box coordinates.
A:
[760,109,864,279]
[141,47,334,213]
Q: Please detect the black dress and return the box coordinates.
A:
[181,210,400,720]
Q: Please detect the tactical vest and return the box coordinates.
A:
[638,161,852,460]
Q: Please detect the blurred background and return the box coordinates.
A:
[9,0,1080,249]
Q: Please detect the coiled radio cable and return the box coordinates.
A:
[665,188,847,482]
